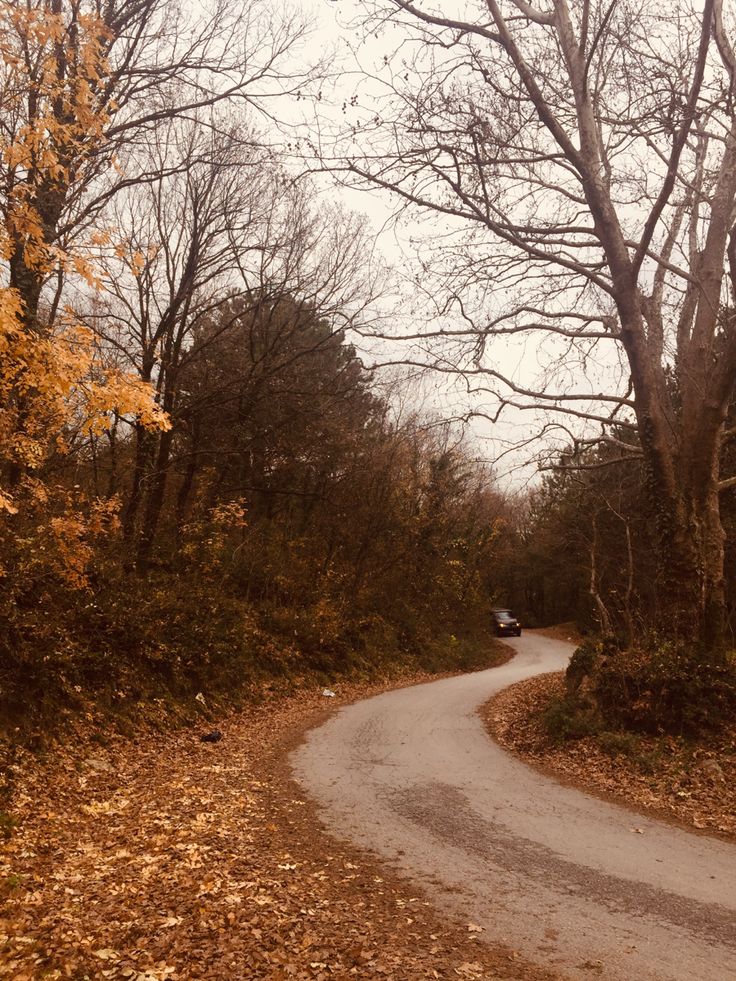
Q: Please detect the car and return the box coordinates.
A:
[491,608,522,637]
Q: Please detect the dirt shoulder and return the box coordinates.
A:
[482,673,736,842]
[1,668,564,981]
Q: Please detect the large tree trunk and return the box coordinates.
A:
[645,454,727,649]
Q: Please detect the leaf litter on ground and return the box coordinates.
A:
[1,675,565,981]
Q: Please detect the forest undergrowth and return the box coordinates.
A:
[485,671,736,841]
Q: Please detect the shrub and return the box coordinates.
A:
[565,635,618,695]
[594,642,736,735]
[543,695,602,744]
[597,730,640,758]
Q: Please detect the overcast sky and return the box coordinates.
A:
[280,0,624,490]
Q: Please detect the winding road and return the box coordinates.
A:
[292,632,736,981]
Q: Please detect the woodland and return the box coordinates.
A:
[2,0,736,742]
[1,4,736,976]
[324,0,736,736]
[0,0,517,739]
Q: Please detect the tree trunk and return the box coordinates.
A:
[122,423,156,544]
[646,459,727,649]
[589,513,613,636]
[105,419,119,500]
[689,446,728,649]
[136,426,174,566]
[175,427,200,537]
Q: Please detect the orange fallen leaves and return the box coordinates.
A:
[1,682,562,981]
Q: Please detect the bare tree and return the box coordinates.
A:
[86,119,272,554]
[2,0,318,322]
[318,0,736,647]
[0,0,322,504]
[84,107,384,563]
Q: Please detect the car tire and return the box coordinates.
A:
[516,629,522,636]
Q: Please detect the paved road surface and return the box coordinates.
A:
[292,632,736,980]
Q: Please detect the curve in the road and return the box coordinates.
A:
[292,632,736,981]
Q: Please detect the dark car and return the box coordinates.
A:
[491,608,522,637]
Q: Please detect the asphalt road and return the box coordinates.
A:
[292,632,736,981]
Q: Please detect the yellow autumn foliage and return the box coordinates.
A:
[0,1,168,585]
[0,289,169,508]
[0,2,111,273]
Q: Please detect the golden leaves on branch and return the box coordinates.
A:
[0,2,169,554]
[0,1,112,274]
[1,295,169,464]
[0,288,167,584]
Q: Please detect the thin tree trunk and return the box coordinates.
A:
[122,423,156,543]
[589,513,613,636]
[105,418,119,500]
[175,427,200,538]
[603,496,636,647]
[622,518,635,647]
[136,427,174,566]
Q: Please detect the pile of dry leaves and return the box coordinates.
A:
[1,676,562,981]
[484,673,736,840]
